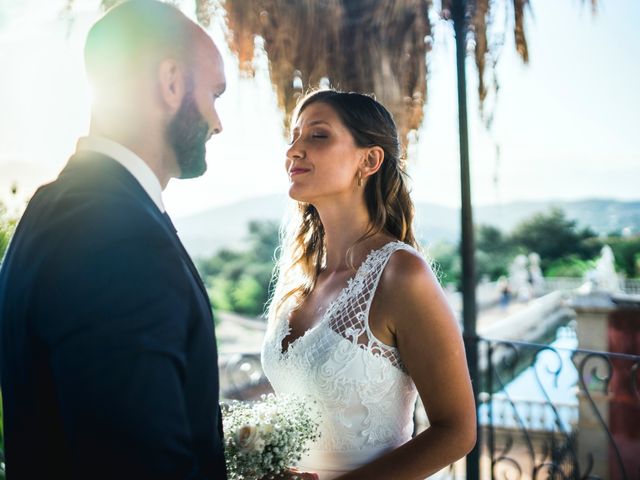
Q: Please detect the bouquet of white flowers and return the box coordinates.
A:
[222,394,321,480]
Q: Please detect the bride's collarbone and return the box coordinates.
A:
[288,275,348,331]
[284,272,345,338]
[285,235,401,346]
[287,270,397,349]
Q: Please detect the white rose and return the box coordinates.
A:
[235,424,259,452]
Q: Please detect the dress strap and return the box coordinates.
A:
[322,240,420,372]
[362,242,415,310]
[360,241,417,347]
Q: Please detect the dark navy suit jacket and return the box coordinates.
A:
[0,151,227,479]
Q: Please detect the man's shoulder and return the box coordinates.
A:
[32,153,158,224]
[53,151,146,199]
[31,184,155,230]
[21,175,167,256]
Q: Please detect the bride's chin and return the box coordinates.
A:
[288,185,311,203]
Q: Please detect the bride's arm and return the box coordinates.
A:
[335,250,477,480]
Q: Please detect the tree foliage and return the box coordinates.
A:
[0,201,17,264]
[196,208,634,317]
[429,241,460,288]
[197,220,279,317]
[607,236,640,278]
[545,255,597,278]
[431,207,609,286]
[475,224,519,281]
[509,208,600,270]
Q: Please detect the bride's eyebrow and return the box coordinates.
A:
[291,119,332,134]
[307,120,331,128]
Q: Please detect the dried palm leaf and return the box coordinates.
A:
[223,0,432,146]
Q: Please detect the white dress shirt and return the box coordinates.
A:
[76,135,165,213]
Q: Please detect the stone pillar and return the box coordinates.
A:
[571,291,613,479]
[607,294,640,480]
[571,291,640,480]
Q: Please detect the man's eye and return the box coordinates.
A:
[311,133,327,139]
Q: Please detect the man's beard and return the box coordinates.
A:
[167,90,210,179]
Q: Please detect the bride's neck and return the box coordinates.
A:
[316,201,373,273]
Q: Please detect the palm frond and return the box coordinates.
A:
[513,0,530,63]
[223,0,432,146]
[471,0,491,103]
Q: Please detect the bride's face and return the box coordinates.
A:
[286,102,365,204]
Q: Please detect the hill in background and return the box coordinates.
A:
[173,195,640,258]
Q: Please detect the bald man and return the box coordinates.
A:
[0,1,227,478]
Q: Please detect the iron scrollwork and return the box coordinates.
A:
[479,335,640,480]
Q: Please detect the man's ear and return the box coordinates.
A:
[158,59,185,112]
[362,146,385,179]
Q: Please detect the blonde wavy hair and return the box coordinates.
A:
[268,89,418,323]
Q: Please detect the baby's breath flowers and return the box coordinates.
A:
[222,394,321,480]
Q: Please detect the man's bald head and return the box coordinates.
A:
[84,0,225,182]
[85,0,210,103]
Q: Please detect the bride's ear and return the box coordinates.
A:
[361,146,384,179]
[158,58,185,113]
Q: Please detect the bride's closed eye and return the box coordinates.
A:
[288,131,328,145]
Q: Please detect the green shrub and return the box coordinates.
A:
[545,255,596,278]
[197,220,279,317]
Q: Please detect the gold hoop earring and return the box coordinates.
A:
[357,171,363,187]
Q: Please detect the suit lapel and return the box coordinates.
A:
[64,152,213,311]
[159,212,211,307]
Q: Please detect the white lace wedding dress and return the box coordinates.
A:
[261,241,420,479]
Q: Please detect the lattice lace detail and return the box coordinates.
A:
[324,241,408,372]
[261,241,421,453]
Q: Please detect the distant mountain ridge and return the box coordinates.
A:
[173,195,640,258]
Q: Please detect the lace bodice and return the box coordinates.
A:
[261,241,419,473]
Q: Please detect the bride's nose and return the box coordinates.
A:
[286,140,305,161]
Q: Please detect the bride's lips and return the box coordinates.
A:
[289,167,311,176]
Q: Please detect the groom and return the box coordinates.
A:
[0,1,227,478]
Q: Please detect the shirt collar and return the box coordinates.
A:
[76,135,165,213]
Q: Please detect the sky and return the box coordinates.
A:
[0,0,638,219]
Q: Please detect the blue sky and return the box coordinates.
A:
[0,0,638,218]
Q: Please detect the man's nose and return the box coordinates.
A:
[210,110,222,136]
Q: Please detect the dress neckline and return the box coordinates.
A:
[279,240,402,356]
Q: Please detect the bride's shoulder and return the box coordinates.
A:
[379,244,441,303]
[376,245,454,336]
[386,243,433,276]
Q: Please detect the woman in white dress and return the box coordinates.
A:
[261,90,476,480]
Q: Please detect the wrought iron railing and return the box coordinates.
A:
[623,279,640,295]
[477,335,640,480]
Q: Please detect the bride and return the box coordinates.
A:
[261,89,476,479]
